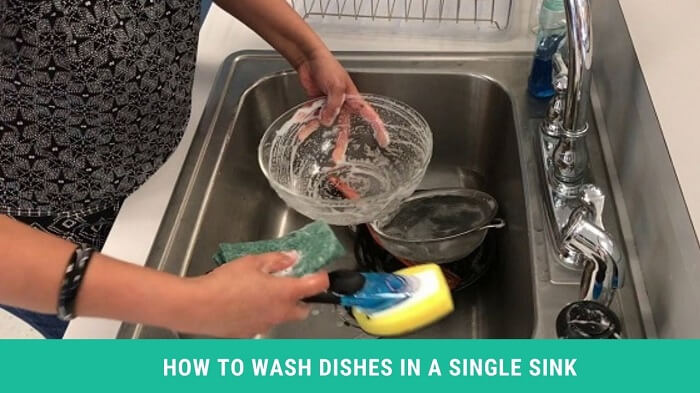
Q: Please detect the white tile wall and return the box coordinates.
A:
[0,309,42,339]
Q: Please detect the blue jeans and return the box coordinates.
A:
[1,202,122,338]
[201,0,213,23]
[2,306,68,339]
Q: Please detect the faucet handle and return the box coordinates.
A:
[552,52,568,95]
[553,73,568,95]
[541,53,569,140]
[553,52,568,80]
[580,184,605,229]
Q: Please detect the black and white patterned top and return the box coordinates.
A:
[0,0,200,217]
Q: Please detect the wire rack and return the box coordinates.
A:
[289,0,514,32]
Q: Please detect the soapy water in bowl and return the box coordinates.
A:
[313,163,392,201]
[268,99,429,197]
[269,125,397,199]
[261,94,432,225]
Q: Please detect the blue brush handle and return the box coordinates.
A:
[302,270,365,304]
[303,270,412,312]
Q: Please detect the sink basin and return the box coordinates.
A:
[118,52,647,339]
[193,72,531,338]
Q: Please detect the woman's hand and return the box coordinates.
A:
[214,0,386,141]
[291,48,389,155]
[295,48,359,126]
[178,252,329,338]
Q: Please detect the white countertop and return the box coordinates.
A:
[64,2,699,338]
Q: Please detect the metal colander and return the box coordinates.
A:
[369,188,506,263]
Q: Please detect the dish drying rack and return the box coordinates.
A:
[288,0,516,39]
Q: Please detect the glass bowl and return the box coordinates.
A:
[258,94,432,226]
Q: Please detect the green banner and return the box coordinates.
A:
[0,340,692,392]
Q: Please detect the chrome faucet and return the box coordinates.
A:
[538,0,624,307]
[541,0,593,195]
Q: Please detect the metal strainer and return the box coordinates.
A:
[368,188,506,264]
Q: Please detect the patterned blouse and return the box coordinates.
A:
[0,0,200,217]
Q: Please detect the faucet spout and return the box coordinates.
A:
[545,0,593,190]
[562,0,593,134]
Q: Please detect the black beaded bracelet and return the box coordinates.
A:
[57,245,94,321]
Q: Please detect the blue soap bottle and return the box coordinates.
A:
[528,0,566,99]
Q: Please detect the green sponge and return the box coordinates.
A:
[213,221,345,277]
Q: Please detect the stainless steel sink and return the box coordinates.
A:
[118,52,649,339]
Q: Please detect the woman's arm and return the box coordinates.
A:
[215,0,358,126]
[0,216,328,337]
[214,0,323,70]
[0,216,74,314]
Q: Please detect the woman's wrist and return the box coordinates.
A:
[155,276,208,334]
[288,39,330,70]
[73,254,193,331]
